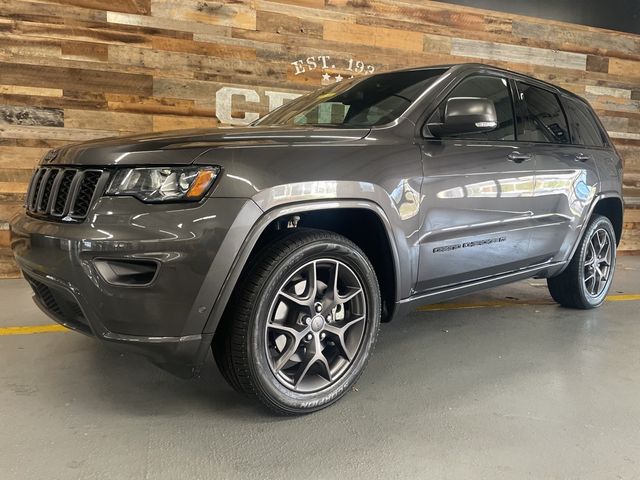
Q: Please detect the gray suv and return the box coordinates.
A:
[10,64,623,414]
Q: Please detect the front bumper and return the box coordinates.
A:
[10,195,258,377]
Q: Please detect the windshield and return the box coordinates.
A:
[256,68,448,128]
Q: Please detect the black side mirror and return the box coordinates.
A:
[427,97,498,137]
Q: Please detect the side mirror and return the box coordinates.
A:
[427,97,498,137]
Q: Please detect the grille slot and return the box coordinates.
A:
[52,169,76,216]
[38,168,59,212]
[26,167,104,221]
[28,169,45,211]
[71,171,102,218]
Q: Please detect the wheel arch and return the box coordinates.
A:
[591,196,624,246]
[552,193,624,277]
[203,200,404,336]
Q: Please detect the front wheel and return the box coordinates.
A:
[547,214,617,309]
[214,229,381,415]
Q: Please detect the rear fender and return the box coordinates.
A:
[551,192,624,277]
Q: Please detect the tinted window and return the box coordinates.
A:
[428,75,515,140]
[516,82,569,144]
[563,97,605,147]
[256,68,447,127]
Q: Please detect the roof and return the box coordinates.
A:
[388,62,581,101]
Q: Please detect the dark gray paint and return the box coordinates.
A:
[10,64,624,376]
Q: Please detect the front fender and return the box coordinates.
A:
[200,198,411,336]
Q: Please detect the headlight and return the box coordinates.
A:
[106,166,220,203]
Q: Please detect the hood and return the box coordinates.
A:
[43,125,371,167]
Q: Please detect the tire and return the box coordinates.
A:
[547,214,616,309]
[213,228,381,415]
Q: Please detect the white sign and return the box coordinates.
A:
[291,55,376,83]
[215,87,302,125]
[213,55,376,125]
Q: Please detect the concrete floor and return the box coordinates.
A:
[1,258,640,480]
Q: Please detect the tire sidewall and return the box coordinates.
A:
[576,216,616,307]
[247,238,380,413]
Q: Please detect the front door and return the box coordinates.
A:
[415,74,539,292]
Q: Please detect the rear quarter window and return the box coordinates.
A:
[563,97,607,147]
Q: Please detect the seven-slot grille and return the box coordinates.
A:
[26,167,105,221]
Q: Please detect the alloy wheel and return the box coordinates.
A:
[265,258,367,393]
[583,227,613,297]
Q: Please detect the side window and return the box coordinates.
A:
[428,76,515,141]
[563,97,605,147]
[515,82,569,144]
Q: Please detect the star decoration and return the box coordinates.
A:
[335,74,344,82]
[322,72,331,82]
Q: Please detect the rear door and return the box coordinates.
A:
[415,73,539,292]
[511,81,600,263]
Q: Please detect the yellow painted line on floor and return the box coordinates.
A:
[0,324,68,336]
[417,293,640,312]
[1,295,639,336]
[418,300,553,312]
[606,294,640,302]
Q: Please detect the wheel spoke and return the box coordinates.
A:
[326,260,340,303]
[340,315,366,331]
[305,261,318,303]
[275,338,300,371]
[279,290,309,308]
[337,286,363,305]
[594,273,604,295]
[593,275,600,295]
[324,315,365,361]
[268,323,308,371]
[596,231,604,253]
[316,353,333,383]
[277,261,319,310]
[268,322,304,338]
[588,241,597,263]
[293,351,316,388]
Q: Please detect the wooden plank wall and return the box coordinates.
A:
[1,0,639,277]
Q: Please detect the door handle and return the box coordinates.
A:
[575,153,592,162]
[507,151,532,163]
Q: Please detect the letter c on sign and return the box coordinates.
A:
[215,87,260,125]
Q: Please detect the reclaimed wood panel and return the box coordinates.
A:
[49,0,150,15]
[450,37,588,70]
[0,0,639,276]
[64,109,152,132]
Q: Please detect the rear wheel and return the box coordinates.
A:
[213,229,381,414]
[547,214,616,309]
